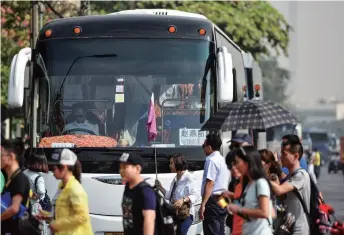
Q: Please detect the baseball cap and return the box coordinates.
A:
[49,149,77,166]
[228,133,253,145]
[119,152,144,167]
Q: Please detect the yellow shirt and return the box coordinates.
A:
[340,151,344,164]
[52,176,93,235]
[314,151,321,166]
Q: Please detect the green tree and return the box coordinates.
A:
[1,1,85,105]
[1,2,31,105]
[259,57,290,105]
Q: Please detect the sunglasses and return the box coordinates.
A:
[74,114,84,119]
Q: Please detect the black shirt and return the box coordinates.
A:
[122,181,157,235]
[1,169,30,235]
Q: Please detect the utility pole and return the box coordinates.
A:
[38,2,44,29]
[31,1,39,48]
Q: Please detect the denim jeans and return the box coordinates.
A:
[177,214,193,235]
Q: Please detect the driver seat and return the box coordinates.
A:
[64,110,105,135]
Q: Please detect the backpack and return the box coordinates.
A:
[34,175,52,212]
[138,181,176,235]
[292,169,330,235]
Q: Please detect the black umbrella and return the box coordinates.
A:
[201,100,299,131]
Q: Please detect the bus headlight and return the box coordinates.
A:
[192,204,201,224]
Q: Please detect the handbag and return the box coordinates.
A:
[273,204,296,235]
[18,211,42,235]
[175,201,191,220]
[34,174,52,212]
[169,180,191,220]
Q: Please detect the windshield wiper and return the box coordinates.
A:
[36,54,51,122]
[59,54,117,92]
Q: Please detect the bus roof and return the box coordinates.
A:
[110,9,208,20]
[38,11,213,42]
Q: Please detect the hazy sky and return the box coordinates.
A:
[270,1,344,108]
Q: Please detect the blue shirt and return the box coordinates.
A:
[201,151,230,196]
[282,157,308,175]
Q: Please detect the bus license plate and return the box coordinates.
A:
[105,233,123,235]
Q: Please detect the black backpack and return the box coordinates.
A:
[138,181,176,235]
[34,175,52,212]
[292,169,327,235]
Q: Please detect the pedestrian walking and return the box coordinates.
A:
[120,152,157,235]
[35,148,93,235]
[200,133,230,235]
[313,148,322,179]
[305,148,317,184]
[1,139,30,235]
[270,137,311,235]
[156,153,200,235]
[280,134,307,183]
[259,149,283,181]
[223,150,244,235]
[226,146,274,235]
[23,150,50,235]
[228,133,253,151]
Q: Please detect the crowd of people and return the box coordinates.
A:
[1,139,92,235]
[1,132,341,235]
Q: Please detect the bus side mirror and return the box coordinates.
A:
[8,47,32,108]
[217,47,234,103]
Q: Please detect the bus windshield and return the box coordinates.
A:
[35,38,214,148]
[309,132,328,142]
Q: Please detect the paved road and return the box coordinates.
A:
[318,164,344,221]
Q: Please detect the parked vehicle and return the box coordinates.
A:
[328,152,340,174]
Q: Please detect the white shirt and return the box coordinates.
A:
[242,178,273,235]
[63,120,99,135]
[201,151,230,196]
[164,170,200,216]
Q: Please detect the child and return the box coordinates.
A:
[120,152,157,235]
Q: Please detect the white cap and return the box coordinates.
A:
[50,149,77,166]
